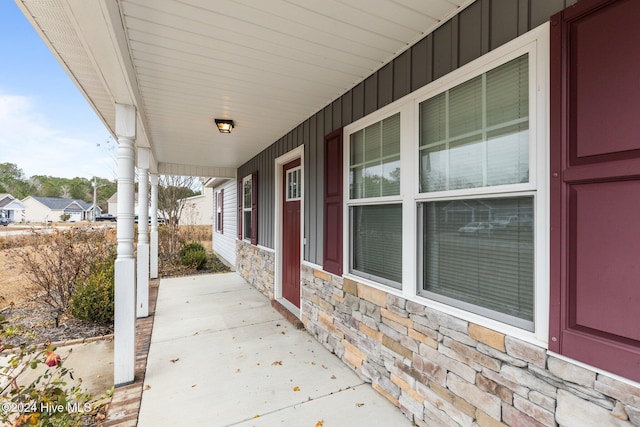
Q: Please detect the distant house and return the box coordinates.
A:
[178,186,213,226]
[107,192,142,217]
[21,196,100,223]
[0,194,26,223]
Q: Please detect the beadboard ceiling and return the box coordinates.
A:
[16,0,471,176]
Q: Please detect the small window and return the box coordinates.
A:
[286,167,302,201]
[215,190,223,233]
[243,176,252,241]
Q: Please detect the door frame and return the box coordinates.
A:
[274,146,304,317]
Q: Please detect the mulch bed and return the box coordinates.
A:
[0,301,113,348]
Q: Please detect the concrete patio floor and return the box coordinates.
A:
[136,273,413,426]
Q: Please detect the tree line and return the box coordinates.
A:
[0,162,200,217]
[0,162,117,211]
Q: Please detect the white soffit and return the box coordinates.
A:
[17,0,472,175]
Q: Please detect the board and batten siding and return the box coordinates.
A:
[213,179,237,268]
[238,0,578,266]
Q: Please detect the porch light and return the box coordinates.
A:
[214,119,234,133]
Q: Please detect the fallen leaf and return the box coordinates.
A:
[144,385,151,391]
[322,365,328,369]
[315,421,324,427]
[253,415,260,419]
[272,361,283,366]
[235,368,241,373]
[191,384,197,388]
[356,403,365,407]
[311,361,316,365]
[281,331,286,335]
[293,386,300,392]
[276,323,281,327]
[331,375,336,380]
[170,358,179,363]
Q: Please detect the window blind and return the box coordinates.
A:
[351,204,402,287]
[419,54,529,193]
[419,196,534,328]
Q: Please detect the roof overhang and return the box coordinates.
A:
[16,0,473,177]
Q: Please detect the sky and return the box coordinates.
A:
[0,1,117,181]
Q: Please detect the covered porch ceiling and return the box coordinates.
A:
[16,0,472,177]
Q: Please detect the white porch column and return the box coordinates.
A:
[136,148,150,318]
[150,173,159,279]
[114,103,137,386]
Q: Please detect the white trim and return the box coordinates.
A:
[547,351,640,389]
[242,174,252,242]
[257,244,276,254]
[215,189,223,234]
[285,166,303,201]
[274,146,304,311]
[302,260,324,271]
[276,297,300,319]
[341,23,550,346]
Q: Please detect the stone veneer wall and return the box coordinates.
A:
[236,240,275,299]
[300,264,640,427]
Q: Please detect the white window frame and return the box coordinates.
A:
[215,190,223,233]
[242,174,252,242]
[342,23,549,346]
[344,107,410,289]
[285,166,302,201]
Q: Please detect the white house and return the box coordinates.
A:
[21,196,98,223]
[0,194,26,223]
[107,192,142,216]
[178,185,214,226]
[206,177,236,268]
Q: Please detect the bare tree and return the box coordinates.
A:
[157,175,199,226]
[156,175,198,258]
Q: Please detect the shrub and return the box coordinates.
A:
[10,228,116,313]
[179,241,207,270]
[179,241,206,257]
[1,316,96,426]
[70,259,114,324]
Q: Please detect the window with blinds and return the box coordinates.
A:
[350,113,401,199]
[419,54,529,192]
[416,54,534,330]
[348,112,402,288]
[418,197,534,329]
[351,204,402,288]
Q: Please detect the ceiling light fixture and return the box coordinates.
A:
[214,119,234,133]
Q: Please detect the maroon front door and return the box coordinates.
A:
[550,0,640,382]
[282,158,301,308]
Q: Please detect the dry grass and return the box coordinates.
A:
[0,225,212,308]
[0,248,35,308]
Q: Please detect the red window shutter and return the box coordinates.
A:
[220,189,224,234]
[550,0,640,382]
[237,180,242,240]
[323,129,343,276]
[251,171,258,245]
